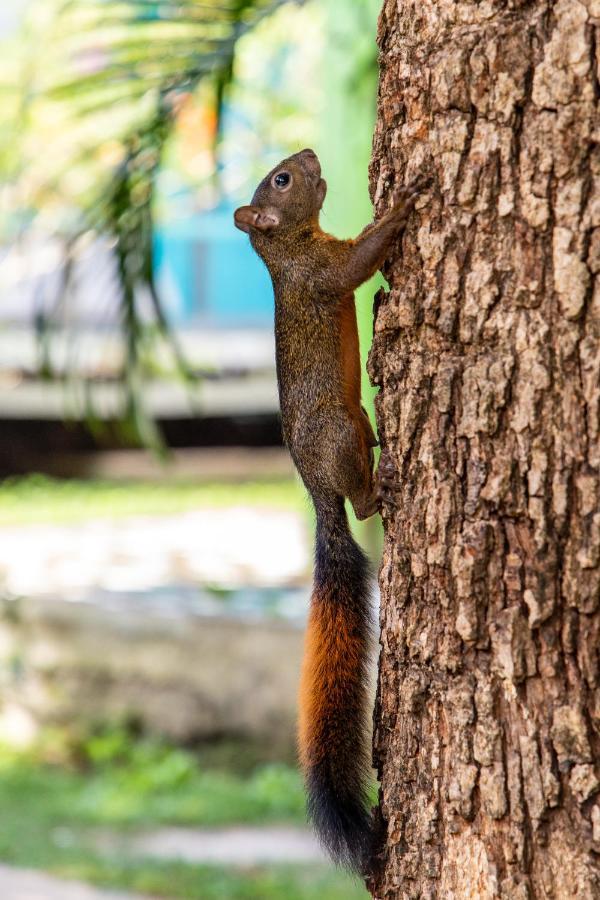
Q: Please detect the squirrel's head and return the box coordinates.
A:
[234,148,327,236]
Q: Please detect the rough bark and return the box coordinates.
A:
[367,1,600,897]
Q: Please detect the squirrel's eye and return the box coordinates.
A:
[273,172,291,189]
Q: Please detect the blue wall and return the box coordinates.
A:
[154,203,274,328]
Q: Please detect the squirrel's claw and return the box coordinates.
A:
[376,449,401,510]
[391,175,432,212]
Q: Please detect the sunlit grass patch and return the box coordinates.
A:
[52,858,368,899]
[0,474,306,526]
[0,734,368,898]
[0,734,306,829]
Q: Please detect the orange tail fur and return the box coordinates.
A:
[298,496,374,873]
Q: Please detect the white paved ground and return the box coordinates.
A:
[96,826,325,866]
[0,507,309,597]
[0,826,326,899]
[0,865,153,900]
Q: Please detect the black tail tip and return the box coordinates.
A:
[306,770,374,875]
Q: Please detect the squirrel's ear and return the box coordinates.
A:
[316,178,327,210]
[234,205,280,233]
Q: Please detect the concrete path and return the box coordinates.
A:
[0,506,309,597]
[0,827,326,899]
[102,825,325,867]
[0,864,153,900]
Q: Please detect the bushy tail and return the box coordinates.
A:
[298,496,374,874]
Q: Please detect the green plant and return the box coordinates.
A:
[0,735,368,898]
[1,0,301,447]
[0,473,305,525]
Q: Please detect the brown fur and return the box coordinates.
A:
[338,294,361,423]
[234,149,427,871]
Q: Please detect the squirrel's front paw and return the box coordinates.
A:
[391,175,432,217]
[376,448,401,510]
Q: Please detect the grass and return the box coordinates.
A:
[51,858,368,899]
[0,473,307,526]
[0,472,367,897]
[0,730,307,829]
[0,732,369,898]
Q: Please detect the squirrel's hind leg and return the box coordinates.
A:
[341,429,378,521]
[350,487,378,521]
[298,409,377,520]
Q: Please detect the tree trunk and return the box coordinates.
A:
[367,1,600,897]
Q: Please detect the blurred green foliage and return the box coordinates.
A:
[0,473,305,525]
[1,0,299,228]
[0,1,383,453]
[0,730,368,897]
[0,728,305,827]
[43,859,368,899]
[0,0,303,448]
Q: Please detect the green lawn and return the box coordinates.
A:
[50,858,368,899]
[0,734,368,898]
[0,476,367,898]
[0,474,307,526]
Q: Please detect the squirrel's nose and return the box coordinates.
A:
[295,148,321,180]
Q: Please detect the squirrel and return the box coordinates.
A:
[234,149,426,873]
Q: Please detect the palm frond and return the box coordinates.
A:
[5,0,298,448]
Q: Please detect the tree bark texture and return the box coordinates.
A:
[368,1,600,897]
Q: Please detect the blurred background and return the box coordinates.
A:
[0,1,381,897]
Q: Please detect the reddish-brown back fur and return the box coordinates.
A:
[337,295,376,485]
[338,294,361,418]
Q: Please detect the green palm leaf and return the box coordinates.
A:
[3,0,298,449]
